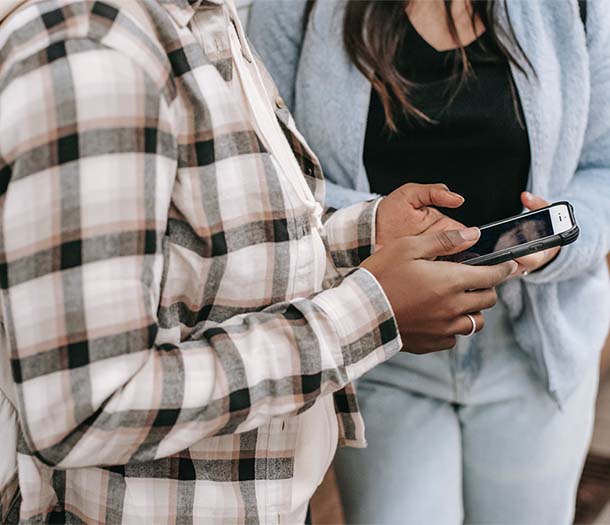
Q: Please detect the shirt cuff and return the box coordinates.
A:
[313,266,402,380]
[323,198,382,268]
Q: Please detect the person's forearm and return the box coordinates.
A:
[8,268,398,469]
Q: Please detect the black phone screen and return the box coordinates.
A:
[445,210,554,263]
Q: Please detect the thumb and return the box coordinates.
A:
[521,191,550,211]
[408,227,481,259]
[408,183,465,209]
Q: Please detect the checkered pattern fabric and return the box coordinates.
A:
[0,0,401,522]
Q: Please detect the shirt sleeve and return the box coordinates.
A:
[523,0,610,284]
[0,39,400,470]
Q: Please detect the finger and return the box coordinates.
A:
[457,260,519,290]
[508,261,528,279]
[406,227,480,259]
[521,191,550,211]
[447,311,485,336]
[515,247,556,272]
[458,290,497,314]
[407,183,465,210]
[514,253,541,272]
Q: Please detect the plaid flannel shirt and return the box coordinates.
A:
[0,0,401,522]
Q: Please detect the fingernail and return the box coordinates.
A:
[449,191,465,201]
[460,227,480,241]
[509,261,519,274]
[523,191,533,199]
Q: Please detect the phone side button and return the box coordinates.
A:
[528,243,544,253]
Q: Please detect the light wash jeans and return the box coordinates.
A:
[334,300,598,525]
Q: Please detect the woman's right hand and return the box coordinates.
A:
[362,228,518,354]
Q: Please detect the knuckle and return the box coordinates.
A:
[499,262,514,279]
[443,299,460,318]
[442,323,456,337]
[437,231,457,252]
[452,273,468,292]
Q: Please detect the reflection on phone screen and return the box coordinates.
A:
[445,211,554,263]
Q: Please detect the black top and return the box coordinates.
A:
[364,17,531,227]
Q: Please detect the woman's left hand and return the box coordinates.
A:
[375,182,466,248]
[514,192,561,276]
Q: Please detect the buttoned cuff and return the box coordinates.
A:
[313,266,402,381]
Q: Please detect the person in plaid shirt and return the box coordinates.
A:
[0,0,516,523]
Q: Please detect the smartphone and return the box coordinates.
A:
[441,201,579,266]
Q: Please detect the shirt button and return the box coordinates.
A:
[275,96,286,109]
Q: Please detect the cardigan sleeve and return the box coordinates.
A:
[248,0,309,111]
[523,0,610,284]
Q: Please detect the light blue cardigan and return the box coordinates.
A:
[248,0,610,405]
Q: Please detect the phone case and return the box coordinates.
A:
[464,201,580,266]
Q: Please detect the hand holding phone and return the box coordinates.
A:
[361,228,517,354]
[440,201,579,266]
[513,192,563,274]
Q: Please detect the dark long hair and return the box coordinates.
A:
[305,1,531,131]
